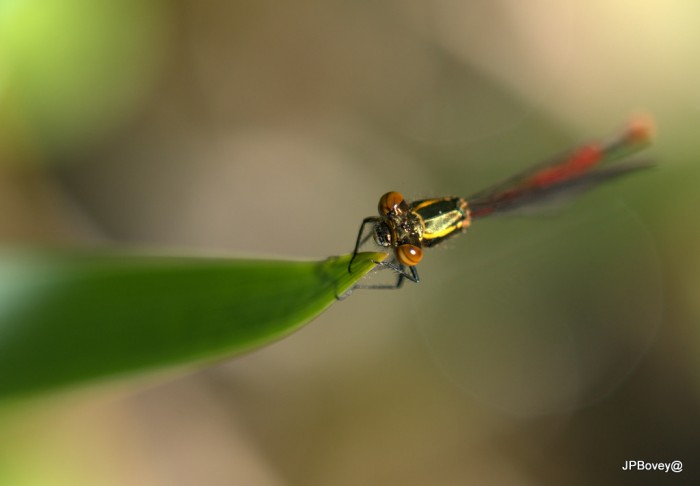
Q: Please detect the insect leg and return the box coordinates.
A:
[348,216,381,274]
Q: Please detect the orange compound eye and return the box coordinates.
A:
[378,191,404,214]
[396,244,423,266]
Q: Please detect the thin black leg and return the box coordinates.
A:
[351,259,420,290]
[375,260,420,284]
[348,216,381,274]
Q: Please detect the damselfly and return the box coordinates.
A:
[349,117,654,288]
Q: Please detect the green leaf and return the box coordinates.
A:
[0,251,384,401]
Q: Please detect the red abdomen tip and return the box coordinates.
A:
[626,113,656,144]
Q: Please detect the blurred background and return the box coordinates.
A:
[1,0,699,484]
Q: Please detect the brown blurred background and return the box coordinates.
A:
[1,0,699,484]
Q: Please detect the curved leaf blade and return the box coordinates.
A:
[0,251,384,401]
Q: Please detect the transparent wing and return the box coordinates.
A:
[468,117,654,219]
[413,201,662,416]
